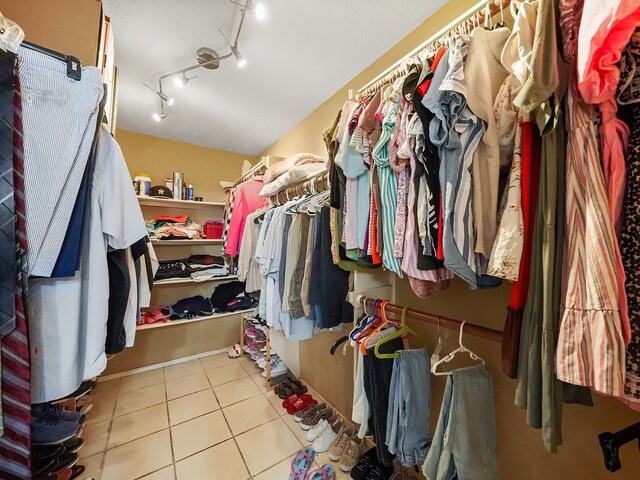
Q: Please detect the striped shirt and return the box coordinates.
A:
[372,93,403,277]
[556,0,626,396]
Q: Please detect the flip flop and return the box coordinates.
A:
[282,394,312,409]
[287,396,318,415]
[289,447,315,480]
[306,464,336,480]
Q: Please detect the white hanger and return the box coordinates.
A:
[431,321,484,376]
[430,316,450,369]
[0,11,24,53]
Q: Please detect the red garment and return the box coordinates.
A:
[416,47,448,97]
[225,177,268,256]
[370,191,382,266]
[155,214,190,223]
[510,121,541,311]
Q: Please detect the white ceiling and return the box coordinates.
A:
[103,0,448,156]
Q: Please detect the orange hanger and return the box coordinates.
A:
[360,301,399,355]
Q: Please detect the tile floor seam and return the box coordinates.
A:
[207,367,253,480]
[161,379,177,480]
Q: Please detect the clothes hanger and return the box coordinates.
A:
[430,316,450,369]
[359,300,397,354]
[350,299,378,343]
[354,300,389,347]
[0,11,24,53]
[431,321,485,376]
[374,305,426,359]
[361,300,401,352]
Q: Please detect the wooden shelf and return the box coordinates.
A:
[137,196,224,210]
[153,275,238,286]
[137,308,256,331]
[150,238,222,245]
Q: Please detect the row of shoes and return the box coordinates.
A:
[31,380,97,479]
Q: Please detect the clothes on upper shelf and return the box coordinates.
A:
[154,254,228,282]
[147,215,202,240]
[224,176,268,256]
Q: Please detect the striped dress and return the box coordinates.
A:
[372,95,403,277]
[556,0,626,396]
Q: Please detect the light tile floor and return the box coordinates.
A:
[81,353,353,480]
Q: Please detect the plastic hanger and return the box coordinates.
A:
[350,300,378,343]
[356,300,392,352]
[431,321,484,376]
[0,12,24,53]
[430,316,450,369]
[362,301,399,353]
[374,305,426,359]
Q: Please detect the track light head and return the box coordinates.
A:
[152,112,168,122]
[174,76,188,88]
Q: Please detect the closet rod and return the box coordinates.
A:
[356,0,511,98]
[357,295,503,343]
[270,171,329,205]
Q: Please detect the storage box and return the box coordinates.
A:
[204,220,223,239]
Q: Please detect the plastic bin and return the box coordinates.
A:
[204,220,224,239]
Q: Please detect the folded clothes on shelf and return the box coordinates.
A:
[154,254,228,281]
[146,214,202,240]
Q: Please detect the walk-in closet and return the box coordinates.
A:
[0,0,639,479]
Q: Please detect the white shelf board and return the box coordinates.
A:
[150,238,222,245]
[137,308,256,331]
[153,275,238,286]
[137,196,224,210]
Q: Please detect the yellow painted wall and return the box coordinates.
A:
[116,129,256,203]
[261,0,640,478]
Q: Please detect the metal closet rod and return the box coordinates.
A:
[357,295,503,343]
[270,172,329,205]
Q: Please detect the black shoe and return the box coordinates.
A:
[366,462,394,480]
[61,437,85,453]
[69,464,85,480]
[64,380,96,400]
[350,447,378,480]
[32,458,56,478]
[33,444,64,462]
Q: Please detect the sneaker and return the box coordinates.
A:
[338,434,363,472]
[32,414,81,445]
[294,403,325,423]
[328,424,355,461]
[262,359,288,377]
[306,414,340,443]
[301,407,333,431]
[312,418,343,453]
[33,404,85,425]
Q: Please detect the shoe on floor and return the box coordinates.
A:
[339,434,363,472]
[32,414,81,445]
[306,414,340,443]
[301,407,333,431]
[312,418,343,453]
[328,424,355,461]
[288,447,315,480]
[294,403,325,422]
[365,462,394,480]
[307,463,336,480]
[348,447,378,480]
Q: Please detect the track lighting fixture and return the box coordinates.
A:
[147,0,266,117]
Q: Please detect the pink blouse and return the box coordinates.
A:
[577,0,640,104]
[225,177,268,257]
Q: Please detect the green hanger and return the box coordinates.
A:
[374,305,426,359]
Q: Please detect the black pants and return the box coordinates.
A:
[363,337,404,466]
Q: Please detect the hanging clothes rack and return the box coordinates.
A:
[230,159,267,187]
[356,295,503,343]
[356,0,511,99]
[270,171,329,206]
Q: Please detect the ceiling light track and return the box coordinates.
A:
[148,0,267,121]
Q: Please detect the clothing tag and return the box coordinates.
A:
[66,55,82,81]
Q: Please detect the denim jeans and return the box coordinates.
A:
[386,348,432,467]
[423,364,498,480]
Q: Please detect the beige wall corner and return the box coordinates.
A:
[116,129,257,203]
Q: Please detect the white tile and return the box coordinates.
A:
[264,389,286,414]
[102,430,173,480]
[164,359,204,381]
[250,374,271,393]
[223,395,279,435]
[168,389,219,426]
[80,420,111,459]
[140,466,175,480]
[119,369,165,393]
[108,403,169,448]
[81,452,104,480]
[253,458,295,480]
[115,383,166,417]
[200,353,237,370]
[213,377,261,407]
[165,372,210,401]
[171,410,232,460]
[235,418,303,475]
[282,410,312,446]
[87,393,116,425]
[175,439,249,480]
[94,378,121,398]
[205,363,248,386]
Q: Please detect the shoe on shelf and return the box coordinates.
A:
[348,447,378,480]
[339,434,364,472]
[306,414,341,443]
[312,418,343,453]
[59,380,96,401]
[32,414,81,445]
[262,359,288,378]
[69,464,85,480]
[61,437,85,453]
[328,424,355,461]
[33,404,85,426]
[294,403,325,423]
[301,407,333,431]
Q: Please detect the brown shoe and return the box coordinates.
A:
[338,432,364,472]
[300,407,333,431]
[328,424,355,461]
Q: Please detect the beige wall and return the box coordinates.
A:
[261,0,640,478]
[117,129,256,203]
[0,0,103,67]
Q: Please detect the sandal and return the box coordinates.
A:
[287,396,318,415]
[306,464,336,480]
[289,447,315,480]
[227,344,242,358]
[282,394,312,409]
[276,381,295,400]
